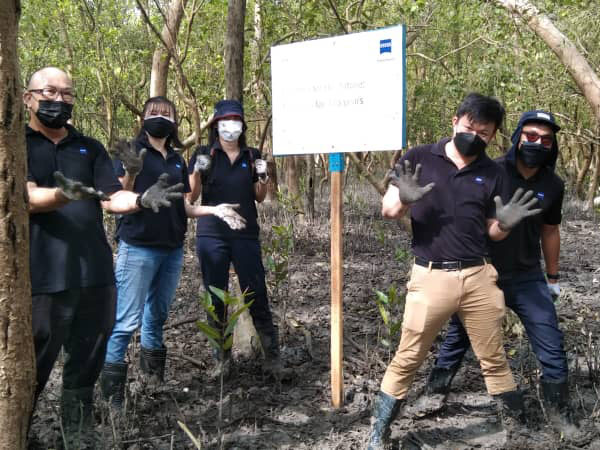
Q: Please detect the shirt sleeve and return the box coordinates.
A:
[113,158,125,177]
[486,168,509,219]
[543,182,564,225]
[93,143,123,195]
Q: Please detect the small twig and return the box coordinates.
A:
[164,316,200,330]
[169,351,205,369]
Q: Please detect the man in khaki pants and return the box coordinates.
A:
[367,93,542,449]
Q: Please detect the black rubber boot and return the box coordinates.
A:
[61,386,97,449]
[367,391,403,450]
[139,345,167,383]
[411,364,459,417]
[99,362,128,407]
[541,380,584,441]
[257,326,282,378]
[494,390,530,447]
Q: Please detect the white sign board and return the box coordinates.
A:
[271,25,406,156]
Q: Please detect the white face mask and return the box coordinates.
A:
[218,119,243,142]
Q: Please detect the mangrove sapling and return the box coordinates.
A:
[196,287,253,449]
[373,284,406,362]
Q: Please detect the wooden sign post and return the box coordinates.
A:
[329,153,345,408]
[270,25,406,409]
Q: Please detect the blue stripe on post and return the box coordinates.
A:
[329,153,345,172]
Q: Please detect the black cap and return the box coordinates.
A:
[519,110,560,133]
[210,99,245,125]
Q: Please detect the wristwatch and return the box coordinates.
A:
[135,193,144,209]
[546,273,560,280]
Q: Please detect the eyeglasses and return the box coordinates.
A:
[28,87,76,103]
[523,131,553,149]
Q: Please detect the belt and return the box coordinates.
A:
[414,257,487,271]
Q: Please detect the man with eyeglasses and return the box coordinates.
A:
[419,110,583,441]
[25,67,182,447]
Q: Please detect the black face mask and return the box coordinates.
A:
[143,117,175,139]
[36,100,73,129]
[518,141,550,168]
[453,132,487,157]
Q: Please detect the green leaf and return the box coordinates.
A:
[208,285,226,302]
[223,334,234,350]
[196,321,221,341]
[224,300,254,336]
[375,290,389,305]
[377,303,390,326]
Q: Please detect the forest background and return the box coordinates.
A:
[17,0,600,205]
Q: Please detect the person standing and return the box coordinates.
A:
[25,67,180,446]
[188,99,281,378]
[367,93,542,449]
[100,97,246,407]
[420,110,581,439]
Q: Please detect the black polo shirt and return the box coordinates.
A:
[189,144,260,239]
[27,125,122,295]
[400,138,507,261]
[114,134,191,248]
[489,155,564,276]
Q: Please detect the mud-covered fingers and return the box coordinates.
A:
[420,182,435,194]
[165,182,184,193]
[509,187,524,204]
[517,189,535,205]
[413,163,422,181]
[166,192,183,201]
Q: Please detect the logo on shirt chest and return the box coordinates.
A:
[79,147,87,155]
[241,162,248,169]
[473,176,485,185]
[176,163,181,169]
[536,192,545,200]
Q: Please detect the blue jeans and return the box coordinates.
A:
[105,241,183,364]
[436,271,568,382]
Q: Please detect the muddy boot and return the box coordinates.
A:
[494,390,530,448]
[257,328,284,380]
[541,380,591,444]
[139,345,166,386]
[367,391,403,450]
[411,365,459,417]
[99,362,127,408]
[61,386,98,449]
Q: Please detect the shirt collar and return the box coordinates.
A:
[430,137,493,169]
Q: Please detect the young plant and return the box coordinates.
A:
[374,284,406,360]
[196,286,253,449]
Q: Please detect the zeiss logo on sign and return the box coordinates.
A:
[79,148,87,155]
[474,176,484,184]
[380,39,392,54]
[537,192,545,200]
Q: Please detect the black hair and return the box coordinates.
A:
[455,93,505,131]
[208,120,247,149]
[137,96,184,148]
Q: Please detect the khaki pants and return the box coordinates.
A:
[380,262,516,399]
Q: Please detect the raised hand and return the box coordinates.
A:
[139,173,183,213]
[389,160,435,204]
[494,187,543,231]
[254,159,268,179]
[113,139,146,176]
[212,203,246,230]
[194,154,212,174]
[54,171,110,201]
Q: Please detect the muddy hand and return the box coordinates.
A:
[494,187,543,231]
[113,139,146,176]
[389,160,435,204]
[139,173,183,213]
[54,171,110,201]
[194,154,212,174]
[213,203,246,230]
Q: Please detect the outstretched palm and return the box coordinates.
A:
[494,187,543,231]
[389,160,435,204]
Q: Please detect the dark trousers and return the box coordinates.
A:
[32,285,116,401]
[196,236,276,338]
[436,271,568,382]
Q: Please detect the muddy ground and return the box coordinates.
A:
[32,185,600,449]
